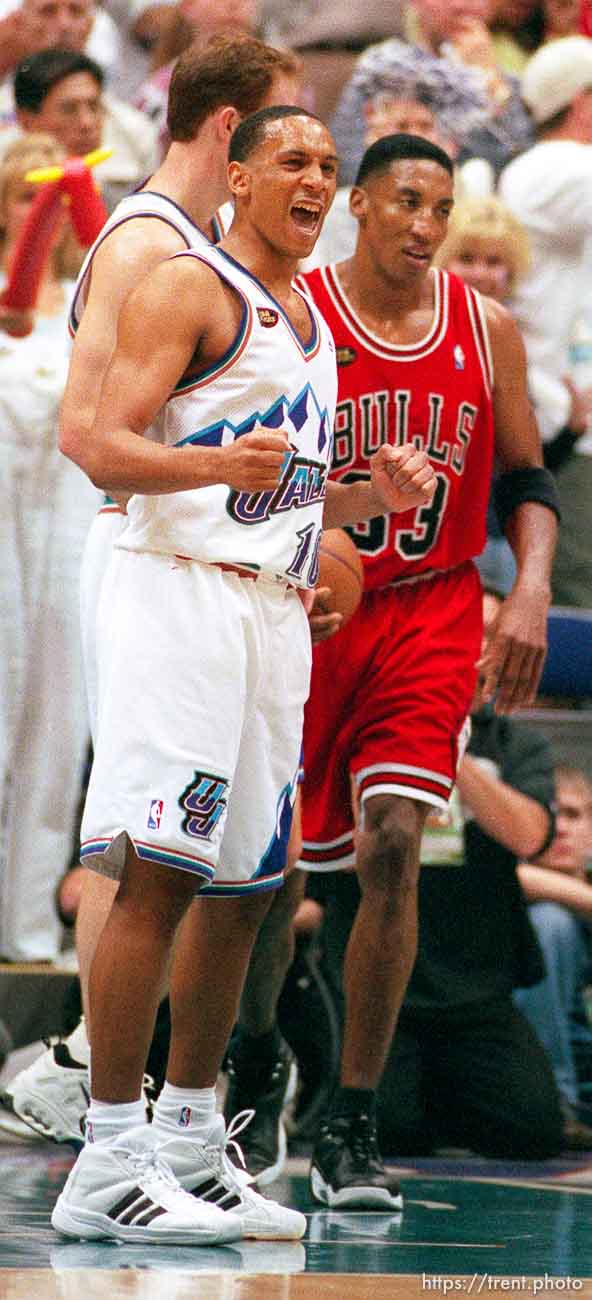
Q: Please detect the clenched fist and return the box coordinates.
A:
[220,428,292,492]
[370,443,436,514]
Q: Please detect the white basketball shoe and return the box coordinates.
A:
[51,1124,243,1244]
[3,1039,91,1145]
[156,1111,306,1240]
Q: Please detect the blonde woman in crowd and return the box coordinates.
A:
[0,135,98,963]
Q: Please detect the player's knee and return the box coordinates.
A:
[360,799,420,891]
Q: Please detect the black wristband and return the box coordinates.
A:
[494,465,561,533]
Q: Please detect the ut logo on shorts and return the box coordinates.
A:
[178,770,229,841]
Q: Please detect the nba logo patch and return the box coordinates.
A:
[148,798,164,830]
[257,306,278,327]
[179,1106,192,1128]
[453,344,465,370]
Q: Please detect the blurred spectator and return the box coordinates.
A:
[331,0,535,186]
[515,764,592,1148]
[0,0,119,85]
[436,193,530,298]
[134,0,269,156]
[312,588,565,1160]
[302,55,490,271]
[487,0,543,76]
[431,196,529,595]
[498,35,592,606]
[100,0,181,101]
[435,194,592,597]
[488,0,589,77]
[0,134,99,962]
[261,0,405,121]
[2,48,159,211]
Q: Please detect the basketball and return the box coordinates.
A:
[317,528,364,626]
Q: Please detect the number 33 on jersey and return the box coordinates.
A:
[298,264,495,590]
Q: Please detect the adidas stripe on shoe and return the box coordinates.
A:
[51,1125,242,1244]
[157,1111,306,1240]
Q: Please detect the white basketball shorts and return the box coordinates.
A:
[80,548,311,896]
[79,503,126,746]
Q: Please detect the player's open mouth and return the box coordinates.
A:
[291,202,323,233]
[403,246,430,264]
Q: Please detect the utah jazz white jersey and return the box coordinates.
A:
[118,245,338,589]
[69,189,214,334]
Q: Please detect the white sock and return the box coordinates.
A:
[85,1097,146,1145]
[153,1082,217,1137]
[64,1018,90,1068]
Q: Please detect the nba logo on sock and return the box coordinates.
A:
[148,799,164,830]
[179,1106,192,1127]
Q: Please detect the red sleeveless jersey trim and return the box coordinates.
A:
[315,264,449,361]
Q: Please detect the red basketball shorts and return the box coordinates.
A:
[301,561,482,869]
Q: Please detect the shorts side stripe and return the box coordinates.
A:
[355,762,453,792]
[80,837,215,881]
[359,780,448,810]
[301,834,356,867]
[199,869,285,897]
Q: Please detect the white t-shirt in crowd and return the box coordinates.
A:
[499,139,592,446]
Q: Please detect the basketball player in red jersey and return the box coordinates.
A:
[297,133,560,1210]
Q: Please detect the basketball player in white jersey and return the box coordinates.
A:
[49,106,435,1244]
[1,32,317,1184]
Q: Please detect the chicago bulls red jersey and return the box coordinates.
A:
[299,264,495,588]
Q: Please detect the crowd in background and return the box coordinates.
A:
[1,0,592,1160]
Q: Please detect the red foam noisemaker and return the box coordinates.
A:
[1,146,111,334]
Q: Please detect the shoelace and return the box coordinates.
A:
[202,1108,256,1189]
[126,1142,182,1191]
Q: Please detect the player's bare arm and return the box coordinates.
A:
[478,298,559,714]
[60,219,189,470]
[323,443,436,530]
[84,255,291,496]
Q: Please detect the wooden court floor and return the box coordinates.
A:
[1,1136,592,1299]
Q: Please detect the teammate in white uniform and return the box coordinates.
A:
[82,234,335,889]
[0,33,331,1191]
[71,190,233,743]
[50,106,435,1245]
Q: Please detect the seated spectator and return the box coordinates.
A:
[134,0,269,157]
[331,0,535,186]
[487,0,585,79]
[498,35,592,606]
[99,0,181,101]
[435,194,592,596]
[310,587,566,1160]
[4,48,159,211]
[538,0,583,47]
[487,0,543,77]
[0,0,119,88]
[0,134,99,962]
[515,765,592,1149]
[261,0,405,121]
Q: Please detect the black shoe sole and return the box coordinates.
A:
[310,1163,404,1210]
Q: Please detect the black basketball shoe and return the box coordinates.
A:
[224,1037,297,1185]
[310,1110,404,1209]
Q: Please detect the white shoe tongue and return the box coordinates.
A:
[114,1122,154,1152]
